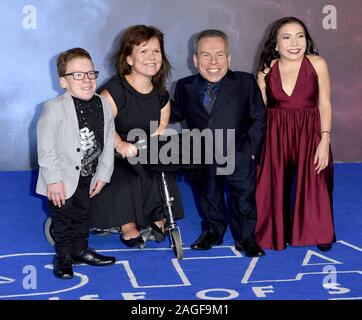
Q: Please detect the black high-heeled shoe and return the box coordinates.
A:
[317,243,332,252]
[151,222,166,243]
[121,234,145,248]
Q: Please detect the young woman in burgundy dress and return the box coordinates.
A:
[255,17,335,252]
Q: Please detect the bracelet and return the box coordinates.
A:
[321,131,331,135]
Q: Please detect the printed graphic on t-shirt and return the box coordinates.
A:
[79,127,101,176]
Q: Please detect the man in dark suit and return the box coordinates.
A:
[171,29,266,257]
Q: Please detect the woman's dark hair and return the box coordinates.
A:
[257,17,318,73]
[113,25,171,94]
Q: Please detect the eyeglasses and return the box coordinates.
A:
[62,71,99,80]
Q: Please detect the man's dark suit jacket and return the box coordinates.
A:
[171,70,266,174]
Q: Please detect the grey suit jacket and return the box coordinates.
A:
[36,92,115,199]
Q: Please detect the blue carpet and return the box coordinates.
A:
[0,164,361,300]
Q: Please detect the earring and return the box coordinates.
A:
[273,48,279,58]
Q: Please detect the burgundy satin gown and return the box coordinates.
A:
[255,56,336,250]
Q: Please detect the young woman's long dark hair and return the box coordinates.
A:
[113,25,171,95]
[257,17,319,73]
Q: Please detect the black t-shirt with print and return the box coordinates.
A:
[72,95,104,177]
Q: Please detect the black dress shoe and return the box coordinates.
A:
[317,243,332,252]
[73,248,116,266]
[150,222,166,243]
[235,239,265,257]
[53,254,73,279]
[191,231,223,250]
[121,234,145,248]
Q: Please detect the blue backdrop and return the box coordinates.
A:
[1,0,361,170]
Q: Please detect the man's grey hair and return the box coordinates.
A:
[194,29,229,54]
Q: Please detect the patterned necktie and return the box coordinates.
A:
[202,82,217,113]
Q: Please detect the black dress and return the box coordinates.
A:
[90,75,184,229]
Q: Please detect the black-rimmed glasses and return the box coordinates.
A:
[62,71,99,80]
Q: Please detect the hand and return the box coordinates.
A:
[313,138,330,174]
[151,127,166,136]
[47,182,66,208]
[115,141,138,158]
[89,180,106,198]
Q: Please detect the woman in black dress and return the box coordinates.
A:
[90,25,184,248]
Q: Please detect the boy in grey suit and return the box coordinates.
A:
[36,48,116,279]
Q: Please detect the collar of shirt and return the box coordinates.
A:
[72,95,98,105]
[198,74,223,90]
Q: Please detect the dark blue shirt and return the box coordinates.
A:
[197,74,223,110]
